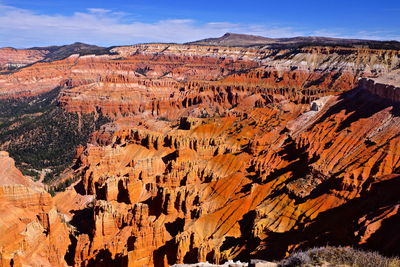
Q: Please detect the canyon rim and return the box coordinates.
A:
[0,2,400,266]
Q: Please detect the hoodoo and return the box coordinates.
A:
[0,31,400,266]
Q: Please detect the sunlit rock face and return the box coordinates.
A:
[1,44,399,108]
[0,47,48,72]
[70,84,400,265]
[0,41,400,266]
[0,152,70,267]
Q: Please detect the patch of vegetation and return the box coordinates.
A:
[198,112,210,118]
[19,166,40,181]
[0,87,109,184]
[48,175,79,196]
[158,116,171,121]
[304,73,330,88]
[279,246,400,267]
[135,67,151,76]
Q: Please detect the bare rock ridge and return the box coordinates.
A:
[0,37,399,267]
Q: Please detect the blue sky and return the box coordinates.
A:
[1,0,399,48]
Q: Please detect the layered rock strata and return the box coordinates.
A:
[0,47,48,71]
[0,151,70,267]
[0,42,399,266]
[1,44,399,112]
[61,81,400,266]
[359,70,400,102]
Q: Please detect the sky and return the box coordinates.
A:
[1,0,400,48]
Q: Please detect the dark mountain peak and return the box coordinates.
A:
[29,42,109,62]
[71,41,88,45]
[187,32,274,47]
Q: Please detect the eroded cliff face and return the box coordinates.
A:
[0,48,48,72]
[0,151,70,267]
[62,82,400,266]
[359,70,400,102]
[50,46,400,119]
[1,44,399,114]
[0,43,399,266]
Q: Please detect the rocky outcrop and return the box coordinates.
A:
[0,152,70,267]
[0,151,31,186]
[0,55,77,98]
[59,79,400,265]
[359,70,400,102]
[0,47,48,71]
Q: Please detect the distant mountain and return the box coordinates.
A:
[188,32,400,49]
[187,33,275,46]
[30,42,110,61]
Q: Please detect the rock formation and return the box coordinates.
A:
[0,151,70,267]
[64,80,400,265]
[0,47,48,72]
[359,70,400,102]
[0,38,399,266]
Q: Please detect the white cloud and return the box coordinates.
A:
[311,28,400,41]
[0,4,304,48]
[0,4,398,48]
[87,8,112,14]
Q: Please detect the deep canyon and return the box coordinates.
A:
[0,34,399,266]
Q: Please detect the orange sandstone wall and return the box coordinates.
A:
[0,43,400,266]
[0,47,48,71]
[0,152,70,267]
[65,84,400,265]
